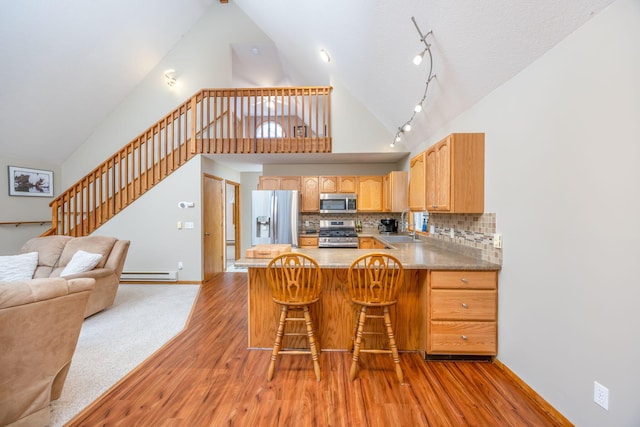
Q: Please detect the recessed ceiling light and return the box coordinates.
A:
[319,49,331,63]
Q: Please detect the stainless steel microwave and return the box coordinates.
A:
[319,193,357,214]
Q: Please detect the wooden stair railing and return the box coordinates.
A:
[46,86,332,237]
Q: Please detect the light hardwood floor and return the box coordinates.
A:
[67,273,570,426]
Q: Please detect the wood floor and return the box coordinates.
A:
[67,273,569,426]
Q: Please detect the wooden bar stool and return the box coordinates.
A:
[347,253,404,383]
[266,252,322,381]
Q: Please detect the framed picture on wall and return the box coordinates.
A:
[8,166,54,197]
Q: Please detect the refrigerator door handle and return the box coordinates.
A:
[272,194,278,243]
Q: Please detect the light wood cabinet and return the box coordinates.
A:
[258,176,300,191]
[358,236,374,249]
[425,133,484,213]
[383,171,408,212]
[320,176,338,193]
[409,152,426,211]
[338,176,357,193]
[427,270,498,356]
[320,176,356,193]
[299,236,318,248]
[301,176,319,212]
[356,176,383,212]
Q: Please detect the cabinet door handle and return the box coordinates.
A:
[461,303,468,308]
[461,277,468,283]
[461,335,468,340]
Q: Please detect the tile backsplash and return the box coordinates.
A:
[428,212,502,265]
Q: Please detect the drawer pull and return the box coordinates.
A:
[461,303,468,308]
[461,335,468,340]
[461,277,468,283]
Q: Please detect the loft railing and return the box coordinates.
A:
[46,86,332,237]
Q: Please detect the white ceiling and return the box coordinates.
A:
[1,0,616,169]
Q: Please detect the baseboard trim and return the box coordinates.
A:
[120,280,203,285]
[493,358,574,426]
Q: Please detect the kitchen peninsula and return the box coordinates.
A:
[235,237,500,357]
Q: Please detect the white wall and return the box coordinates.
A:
[412,1,639,425]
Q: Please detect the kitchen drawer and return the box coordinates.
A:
[299,236,318,248]
[431,270,497,290]
[430,289,496,321]
[428,321,497,355]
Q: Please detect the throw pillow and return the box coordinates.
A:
[0,252,39,281]
[60,250,103,277]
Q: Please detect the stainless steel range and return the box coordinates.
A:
[318,220,358,248]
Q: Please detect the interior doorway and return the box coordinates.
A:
[225,180,241,271]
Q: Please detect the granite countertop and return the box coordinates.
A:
[236,234,501,271]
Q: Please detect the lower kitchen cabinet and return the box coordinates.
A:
[299,236,318,248]
[427,270,498,356]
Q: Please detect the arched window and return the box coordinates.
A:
[256,121,283,138]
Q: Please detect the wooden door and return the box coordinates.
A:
[409,152,426,211]
[301,176,319,212]
[435,138,451,210]
[203,174,224,281]
[356,176,383,211]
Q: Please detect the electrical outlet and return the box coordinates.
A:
[178,261,183,270]
[594,381,609,410]
[449,228,455,238]
[493,233,503,249]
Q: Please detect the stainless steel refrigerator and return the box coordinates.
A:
[251,190,300,247]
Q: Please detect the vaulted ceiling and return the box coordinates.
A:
[1,0,616,166]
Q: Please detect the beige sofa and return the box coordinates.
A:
[20,235,130,318]
[0,277,95,427]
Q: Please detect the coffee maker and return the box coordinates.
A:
[378,218,398,234]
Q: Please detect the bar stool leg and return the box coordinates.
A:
[350,305,367,381]
[268,305,288,381]
[383,307,404,384]
[303,305,321,381]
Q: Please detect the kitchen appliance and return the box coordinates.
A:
[318,220,358,248]
[251,190,300,247]
[319,193,357,214]
[379,218,398,234]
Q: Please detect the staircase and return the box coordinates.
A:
[45,86,332,237]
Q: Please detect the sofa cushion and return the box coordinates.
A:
[58,236,117,270]
[61,250,103,277]
[21,235,72,269]
[0,252,39,282]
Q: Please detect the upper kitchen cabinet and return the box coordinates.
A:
[425,133,484,213]
[258,176,301,191]
[356,176,383,212]
[301,176,320,212]
[409,152,426,211]
[320,176,357,193]
[383,171,409,212]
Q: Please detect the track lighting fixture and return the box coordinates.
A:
[390,17,436,148]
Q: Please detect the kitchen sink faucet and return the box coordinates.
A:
[400,208,410,234]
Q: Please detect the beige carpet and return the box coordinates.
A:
[49,284,199,426]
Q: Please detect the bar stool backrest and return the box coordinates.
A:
[348,253,404,306]
[266,252,322,305]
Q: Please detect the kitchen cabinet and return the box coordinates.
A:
[320,176,357,193]
[258,176,300,191]
[356,176,383,212]
[427,270,497,355]
[301,176,320,212]
[383,171,408,212]
[409,152,426,211]
[299,236,318,248]
[358,236,374,249]
[338,176,357,193]
[425,133,484,213]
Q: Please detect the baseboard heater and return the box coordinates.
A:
[121,271,178,282]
